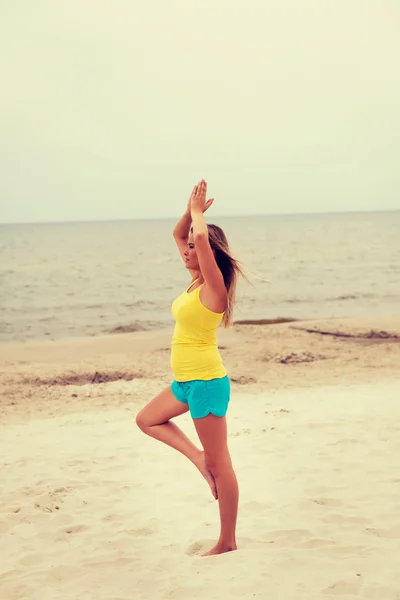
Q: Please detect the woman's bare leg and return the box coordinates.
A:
[136,387,217,499]
[193,414,239,556]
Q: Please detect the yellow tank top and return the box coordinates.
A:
[170,279,227,382]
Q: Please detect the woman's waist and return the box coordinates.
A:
[171,338,218,348]
[170,345,226,380]
[171,341,221,356]
[171,327,218,345]
[171,341,222,363]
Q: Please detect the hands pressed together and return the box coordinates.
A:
[188,179,214,215]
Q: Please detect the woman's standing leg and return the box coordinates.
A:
[193,414,239,555]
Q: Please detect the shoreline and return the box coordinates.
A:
[1,313,399,424]
[2,311,400,346]
[2,305,400,345]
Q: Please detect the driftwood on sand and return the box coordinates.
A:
[289,326,400,340]
[234,318,299,326]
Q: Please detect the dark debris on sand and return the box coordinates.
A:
[20,370,144,387]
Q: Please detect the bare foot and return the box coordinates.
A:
[202,542,238,557]
[194,451,218,500]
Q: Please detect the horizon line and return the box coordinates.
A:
[0,207,399,227]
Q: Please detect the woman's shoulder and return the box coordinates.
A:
[200,281,227,313]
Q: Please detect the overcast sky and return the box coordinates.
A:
[1,0,399,224]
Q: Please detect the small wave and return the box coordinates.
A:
[285,298,311,304]
[121,300,156,309]
[335,295,358,301]
[324,293,379,302]
[284,293,377,304]
[332,293,375,301]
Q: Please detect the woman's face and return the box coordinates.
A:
[183,233,199,271]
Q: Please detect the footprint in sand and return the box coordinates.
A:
[125,527,156,537]
[321,543,374,559]
[365,526,400,539]
[322,578,363,595]
[18,554,42,567]
[65,524,88,534]
[312,497,343,507]
[233,428,252,437]
[186,537,253,556]
[34,486,73,513]
[0,568,24,584]
[297,538,336,549]
[103,513,124,523]
[186,541,206,556]
[298,497,344,512]
[362,582,400,600]
[327,438,362,446]
[261,529,314,546]
[322,514,370,526]
[83,557,133,569]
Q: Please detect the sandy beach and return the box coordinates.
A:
[1,315,400,599]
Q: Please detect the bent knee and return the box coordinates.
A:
[136,411,165,431]
[135,411,148,431]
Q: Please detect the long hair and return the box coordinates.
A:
[206,223,246,328]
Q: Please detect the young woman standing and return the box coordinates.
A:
[136,180,244,556]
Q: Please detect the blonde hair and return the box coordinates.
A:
[206,223,247,328]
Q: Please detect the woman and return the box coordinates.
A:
[136,179,244,556]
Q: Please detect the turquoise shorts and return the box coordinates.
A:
[171,376,230,420]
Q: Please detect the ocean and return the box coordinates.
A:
[1,212,399,342]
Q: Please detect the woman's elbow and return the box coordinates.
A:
[194,232,207,243]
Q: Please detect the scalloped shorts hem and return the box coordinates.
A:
[171,376,230,420]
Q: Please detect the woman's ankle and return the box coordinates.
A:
[217,536,237,550]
